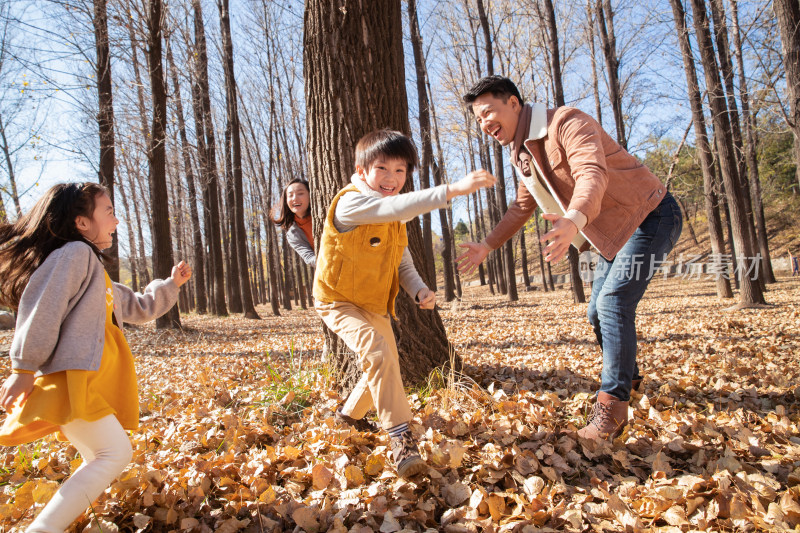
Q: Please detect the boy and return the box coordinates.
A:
[313,129,495,478]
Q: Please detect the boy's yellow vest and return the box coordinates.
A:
[313,185,408,317]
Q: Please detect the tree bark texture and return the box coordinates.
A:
[167,38,208,313]
[729,0,774,283]
[92,0,118,281]
[146,0,180,328]
[219,0,259,318]
[773,0,800,192]
[407,0,437,289]
[542,0,586,304]
[304,0,457,390]
[595,0,627,149]
[689,0,765,305]
[193,0,227,315]
[669,0,732,298]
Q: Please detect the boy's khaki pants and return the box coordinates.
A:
[315,300,412,430]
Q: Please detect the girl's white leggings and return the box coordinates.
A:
[27,415,132,533]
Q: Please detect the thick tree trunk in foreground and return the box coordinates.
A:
[304,0,456,389]
[146,0,180,328]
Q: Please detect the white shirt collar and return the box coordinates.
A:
[528,102,548,141]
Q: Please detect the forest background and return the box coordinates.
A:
[2,0,800,531]
[1,0,798,323]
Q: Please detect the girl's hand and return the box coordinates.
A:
[171,261,193,287]
[0,373,35,411]
[416,288,436,310]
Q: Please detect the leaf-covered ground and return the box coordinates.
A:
[1,276,799,532]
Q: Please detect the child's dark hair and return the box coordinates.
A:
[462,75,525,110]
[0,182,109,310]
[355,129,419,173]
[272,178,310,231]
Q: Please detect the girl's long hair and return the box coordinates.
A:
[0,182,108,310]
[271,178,310,231]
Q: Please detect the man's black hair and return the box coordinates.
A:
[462,75,525,109]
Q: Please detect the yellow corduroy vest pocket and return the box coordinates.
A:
[356,223,395,304]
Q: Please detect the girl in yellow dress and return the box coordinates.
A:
[0,182,192,532]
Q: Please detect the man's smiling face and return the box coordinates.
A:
[471,92,522,146]
[358,157,408,197]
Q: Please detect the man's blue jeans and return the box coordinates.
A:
[586,193,683,402]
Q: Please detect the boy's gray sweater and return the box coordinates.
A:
[10,241,179,375]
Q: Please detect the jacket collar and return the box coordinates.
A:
[350,173,384,198]
[528,102,548,140]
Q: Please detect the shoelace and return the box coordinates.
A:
[391,432,417,462]
[587,399,615,428]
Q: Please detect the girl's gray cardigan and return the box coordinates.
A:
[9,241,179,375]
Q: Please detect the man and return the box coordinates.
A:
[456,76,682,440]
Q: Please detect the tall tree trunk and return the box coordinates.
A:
[146,0,180,328]
[408,0,455,300]
[218,0,258,318]
[193,0,227,315]
[92,0,118,281]
[464,114,487,287]
[708,0,762,289]
[586,0,603,127]
[669,0,732,298]
[476,0,517,301]
[222,118,241,311]
[542,0,586,304]
[244,98,281,316]
[279,234,293,311]
[773,0,800,193]
[595,0,627,149]
[689,0,765,305]
[116,174,139,291]
[406,3,436,286]
[534,210,549,291]
[730,0,774,284]
[167,38,207,313]
[426,63,461,297]
[510,169,531,289]
[304,0,456,389]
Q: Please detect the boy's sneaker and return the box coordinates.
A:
[335,407,379,433]
[390,430,427,478]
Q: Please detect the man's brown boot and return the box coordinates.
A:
[577,391,629,440]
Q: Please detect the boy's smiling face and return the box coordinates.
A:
[357,157,408,197]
